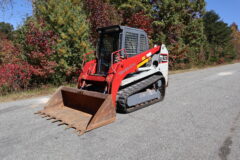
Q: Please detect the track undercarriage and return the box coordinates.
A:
[117,74,165,113]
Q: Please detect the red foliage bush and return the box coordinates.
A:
[0,38,33,94]
[0,62,33,94]
[24,20,57,79]
[0,20,58,94]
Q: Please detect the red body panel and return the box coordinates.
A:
[78,46,161,106]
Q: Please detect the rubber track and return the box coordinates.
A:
[117,75,164,113]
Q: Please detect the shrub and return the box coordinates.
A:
[0,62,33,95]
[19,20,58,84]
[0,39,19,65]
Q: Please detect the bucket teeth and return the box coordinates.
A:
[65,125,73,130]
[52,119,60,123]
[38,112,45,115]
[58,122,66,126]
[73,129,84,136]
[78,130,85,136]
[34,111,41,114]
[47,117,55,120]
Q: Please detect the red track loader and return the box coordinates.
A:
[37,25,169,135]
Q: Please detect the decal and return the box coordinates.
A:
[119,63,136,75]
[137,58,150,68]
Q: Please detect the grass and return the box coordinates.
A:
[169,65,211,75]
[0,83,76,103]
[169,60,240,75]
[1,60,239,103]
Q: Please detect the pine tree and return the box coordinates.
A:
[203,11,235,63]
[203,11,232,46]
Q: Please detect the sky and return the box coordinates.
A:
[0,0,239,29]
[205,0,240,26]
[0,0,32,29]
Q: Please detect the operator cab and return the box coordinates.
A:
[96,25,149,74]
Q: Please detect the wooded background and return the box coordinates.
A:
[0,0,240,95]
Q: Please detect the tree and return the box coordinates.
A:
[230,23,240,59]
[110,0,152,19]
[151,0,206,69]
[125,11,153,36]
[0,35,33,95]
[203,11,232,46]
[203,11,235,63]
[0,22,13,39]
[34,0,92,83]
[110,0,152,34]
[16,19,58,84]
[0,38,18,64]
[84,0,121,44]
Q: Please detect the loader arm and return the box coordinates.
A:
[78,46,161,105]
[108,46,161,106]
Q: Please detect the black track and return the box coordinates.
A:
[117,74,165,113]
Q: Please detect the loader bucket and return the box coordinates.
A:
[36,86,116,135]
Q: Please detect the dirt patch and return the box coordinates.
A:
[219,136,232,160]
[218,111,240,160]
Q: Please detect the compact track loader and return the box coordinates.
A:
[36,25,169,135]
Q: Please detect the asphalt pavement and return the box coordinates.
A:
[0,63,240,160]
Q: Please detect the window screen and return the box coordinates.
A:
[140,35,147,52]
[125,32,138,55]
[119,33,122,52]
